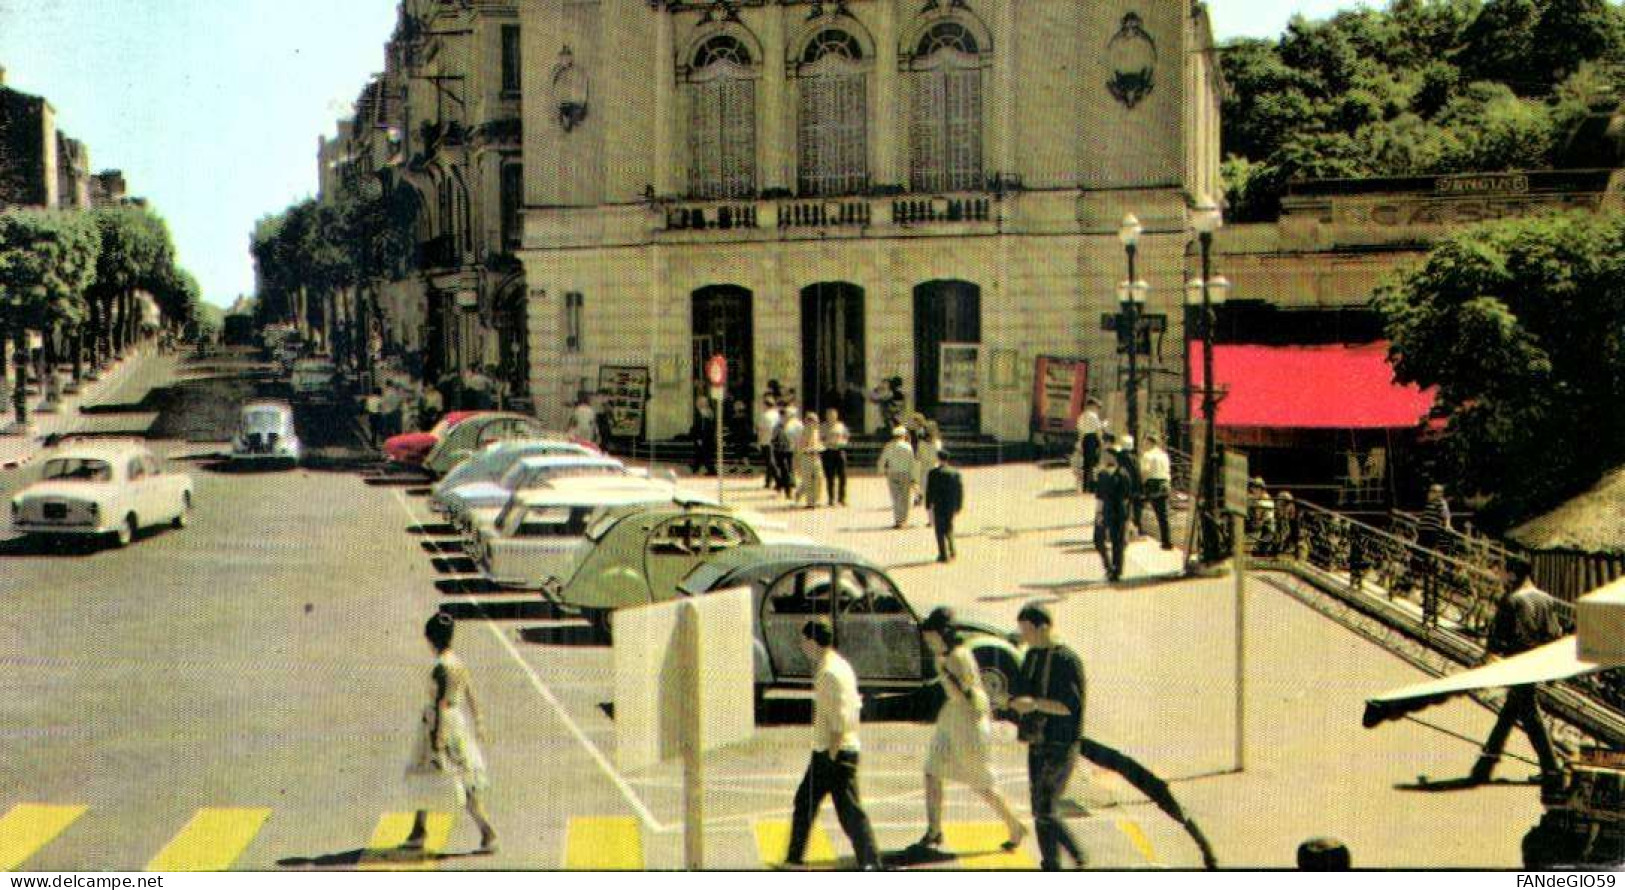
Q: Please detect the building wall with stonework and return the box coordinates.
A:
[55,132,90,210]
[516,0,1224,443]
[0,86,57,209]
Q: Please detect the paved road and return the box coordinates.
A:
[0,355,1546,870]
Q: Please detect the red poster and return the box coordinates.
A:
[1032,356,1088,436]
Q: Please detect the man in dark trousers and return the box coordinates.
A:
[783,618,882,871]
[1010,603,1088,871]
[1470,558,1566,786]
[924,449,964,563]
[1094,450,1133,582]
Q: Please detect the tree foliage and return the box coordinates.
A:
[1221,0,1625,219]
[0,209,100,333]
[1376,212,1625,527]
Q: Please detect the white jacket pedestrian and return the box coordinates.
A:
[879,431,915,528]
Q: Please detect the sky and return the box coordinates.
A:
[0,1,1366,308]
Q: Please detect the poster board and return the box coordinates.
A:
[1031,356,1089,436]
[939,342,982,404]
[597,365,650,440]
[613,587,755,772]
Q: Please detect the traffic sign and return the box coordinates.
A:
[705,355,727,387]
[1224,452,1250,515]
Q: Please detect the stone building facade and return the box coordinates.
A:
[0,81,59,209]
[514,0,1224,443]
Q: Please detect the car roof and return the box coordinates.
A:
[515,454,622,469]
[515,485,674,508]
[46,441,153,461]
[687,544,880,587]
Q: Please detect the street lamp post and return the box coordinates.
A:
[1117,214,1148,446]
[1187,195,1230,565]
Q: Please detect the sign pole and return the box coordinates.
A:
[715,393,724,505]
[1232,509,1246,773]
[706,355,727,506]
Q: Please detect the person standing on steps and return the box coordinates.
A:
[402,613,498,856]
[782,618,882,871]
[924,448,964,563]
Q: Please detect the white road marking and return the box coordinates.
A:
[389,486,667,832]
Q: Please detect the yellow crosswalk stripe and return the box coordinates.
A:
[941,822,1035,870]
[562,817,644,870]
[361,811,453,871]
[1116,818,1158,865]
[0,804,86,871]
[754,819,836,869]
[145,807,271,872]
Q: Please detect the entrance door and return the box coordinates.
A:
[800,283,866,425]
[691,286,755,412]
[914,280,981,434]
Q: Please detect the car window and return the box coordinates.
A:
[839,567,908,616]
[127,457,146,481]
[648,517,705,556]
[515,507,574,537]
[585,512,622,542]
[765,566,836,616]
[40,458,113,482]
[707,517,755,553]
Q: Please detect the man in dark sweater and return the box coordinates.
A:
[924,449,964,563]
[1094,451,1133,582]
[1011,603,1088,871]
[1470,559,1566,786]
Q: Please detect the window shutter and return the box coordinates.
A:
[719,78,756,198]
[945,68,982,192]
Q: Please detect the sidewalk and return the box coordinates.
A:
[0,347,165,470]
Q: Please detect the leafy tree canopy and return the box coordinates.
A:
[1376,212,1625,527]
[0,209,101,332]
[1222,0,1625,219]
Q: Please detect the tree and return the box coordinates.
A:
[1376,212,1625,528]
[89,207,168,363]
[0,210,100,426]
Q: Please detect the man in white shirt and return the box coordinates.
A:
[878,426,916,528]
[783,619,881,871]
[1138,434,1173,549]
[757,397,781,490]
[1077,399,1105,492]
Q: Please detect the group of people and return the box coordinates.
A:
[756,394,854,509]
[1072,399,1175,583]
[784,602,1089,871]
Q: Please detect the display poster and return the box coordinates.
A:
[1031,356,1089,435]
[598,365,650,440]
[939,343,982,404]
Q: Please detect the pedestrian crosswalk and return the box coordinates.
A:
[0,803,1160,871]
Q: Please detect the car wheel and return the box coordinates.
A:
[173,493,192,529]
[114,514,136,548]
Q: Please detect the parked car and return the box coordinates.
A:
[550,502,813,632]
[427,439,598,515]
[468,479,706,591]
[230,400,301,466]
[290,358,339,402]
[9,441,194,548]
[384,410,482,468]
[447,454,644,534]
[422,412,559,478]
[674,544,1024,703]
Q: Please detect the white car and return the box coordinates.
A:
[427,439,596,515]
[9,441,194,547]
[468,477,709,589]
[446,454,644,535]
[231,401,302,465]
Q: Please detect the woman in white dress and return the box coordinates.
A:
[913,420,942,507]
[912,607,1026,853]
[404,613,498,854]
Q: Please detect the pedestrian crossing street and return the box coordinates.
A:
[1,803,1160,871]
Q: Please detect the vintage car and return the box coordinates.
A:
[468,478,706,590]
[447,454,646,535]
[9,441,194,548]
[675,544,1024,701]
[427,439,599,515]
[230,400,301,465]
[422,412,563,478]
[551,502,814,630]
[384,410,482,468]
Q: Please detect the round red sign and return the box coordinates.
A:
[705,355,727,387]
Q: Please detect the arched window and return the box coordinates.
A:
[797,29,868,197]
[686,35,758,200]
[909,21,984,194]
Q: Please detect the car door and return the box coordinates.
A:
[124,456,148,526]
[142,454,177,520]
[760,564,836,681]
[833,565,925,682]
[641,515,710,604]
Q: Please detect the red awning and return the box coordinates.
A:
[1188,342,1436,430]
